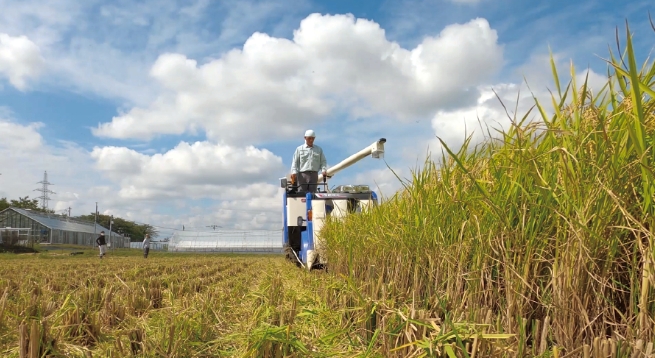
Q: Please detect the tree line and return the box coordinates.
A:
[0,196,54,213]
[0,196,158,242]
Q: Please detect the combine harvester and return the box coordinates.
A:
[280,138,386,270]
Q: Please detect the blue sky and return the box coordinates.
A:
[0,0,653,237]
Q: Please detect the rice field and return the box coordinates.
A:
[1,23,654,358]
[320,24,655,357]
[0,250,338,357]
[4,249,505,358]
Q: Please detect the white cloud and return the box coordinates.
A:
[92,14,503,144]
[94,185,284,233]
[0,117,285,230]
[90,141,286,200]
[214,187,284,230]
[427,64,607,158]
[0,119,104,217]
[0,0,313,107]
[0,33,45,90]
[430,83,528,152]
[0,116,44,151]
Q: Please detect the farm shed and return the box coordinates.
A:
[0,207,129,248]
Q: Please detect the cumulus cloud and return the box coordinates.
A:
[91,141,286,200]
[0,118,285,230]
[0,118,104,218]
[430,84,528,150]
[0,116,44,151]
[92,14,503,144]
[0,0,312,106]
[0,33,45,90]
[428,65,607,157]
[94,184,284,233]
[213,186,285,230]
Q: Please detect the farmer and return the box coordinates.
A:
[290,129,328,193]
[96,231,107,259]
[143,234,151,258]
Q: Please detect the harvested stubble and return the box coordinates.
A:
[0,253,305,357]
[3,251,454,357]
[321,23,655,357]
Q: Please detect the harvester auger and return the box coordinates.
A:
[280,138,386,270]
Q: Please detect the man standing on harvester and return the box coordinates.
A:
[291,129,327,193]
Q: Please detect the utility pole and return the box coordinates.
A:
[109,215,113,251]
[34,171,55,211]
[94,202,98,235]
[68,207,71,217]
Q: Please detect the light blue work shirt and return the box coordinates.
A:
[291,143,327,174]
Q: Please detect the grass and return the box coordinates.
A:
[320,22,655,357]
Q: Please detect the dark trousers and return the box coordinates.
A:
[298,171,318,193]
[143,247,150,258]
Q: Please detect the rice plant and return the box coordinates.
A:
[321,22,655,357]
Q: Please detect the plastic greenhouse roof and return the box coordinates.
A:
[4,207,123,236]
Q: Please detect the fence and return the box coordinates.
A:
[1,228,283,253]
[130,241,169,251]
[168,229,282,253]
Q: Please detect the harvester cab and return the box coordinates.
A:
[280,138,386,270]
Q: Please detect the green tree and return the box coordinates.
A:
[10,196,39,210]
[0,198,9,212]
[75,213,158,242]
[6,196,54,213]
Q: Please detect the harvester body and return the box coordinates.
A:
[280,138,386,270]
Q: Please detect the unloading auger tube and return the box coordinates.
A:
[318,138,386,184]
[281,137,386,271]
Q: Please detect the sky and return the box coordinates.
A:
[0,0,653,238]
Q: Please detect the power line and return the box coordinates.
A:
[33,171,55,211]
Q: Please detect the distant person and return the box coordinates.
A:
[290,129,328,193]
[96,231,107,259]
[143,234,151,258]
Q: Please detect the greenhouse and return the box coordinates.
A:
[168,229,282,252]
[0,207,128,248]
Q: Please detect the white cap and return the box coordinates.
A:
[304,129,316,137]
